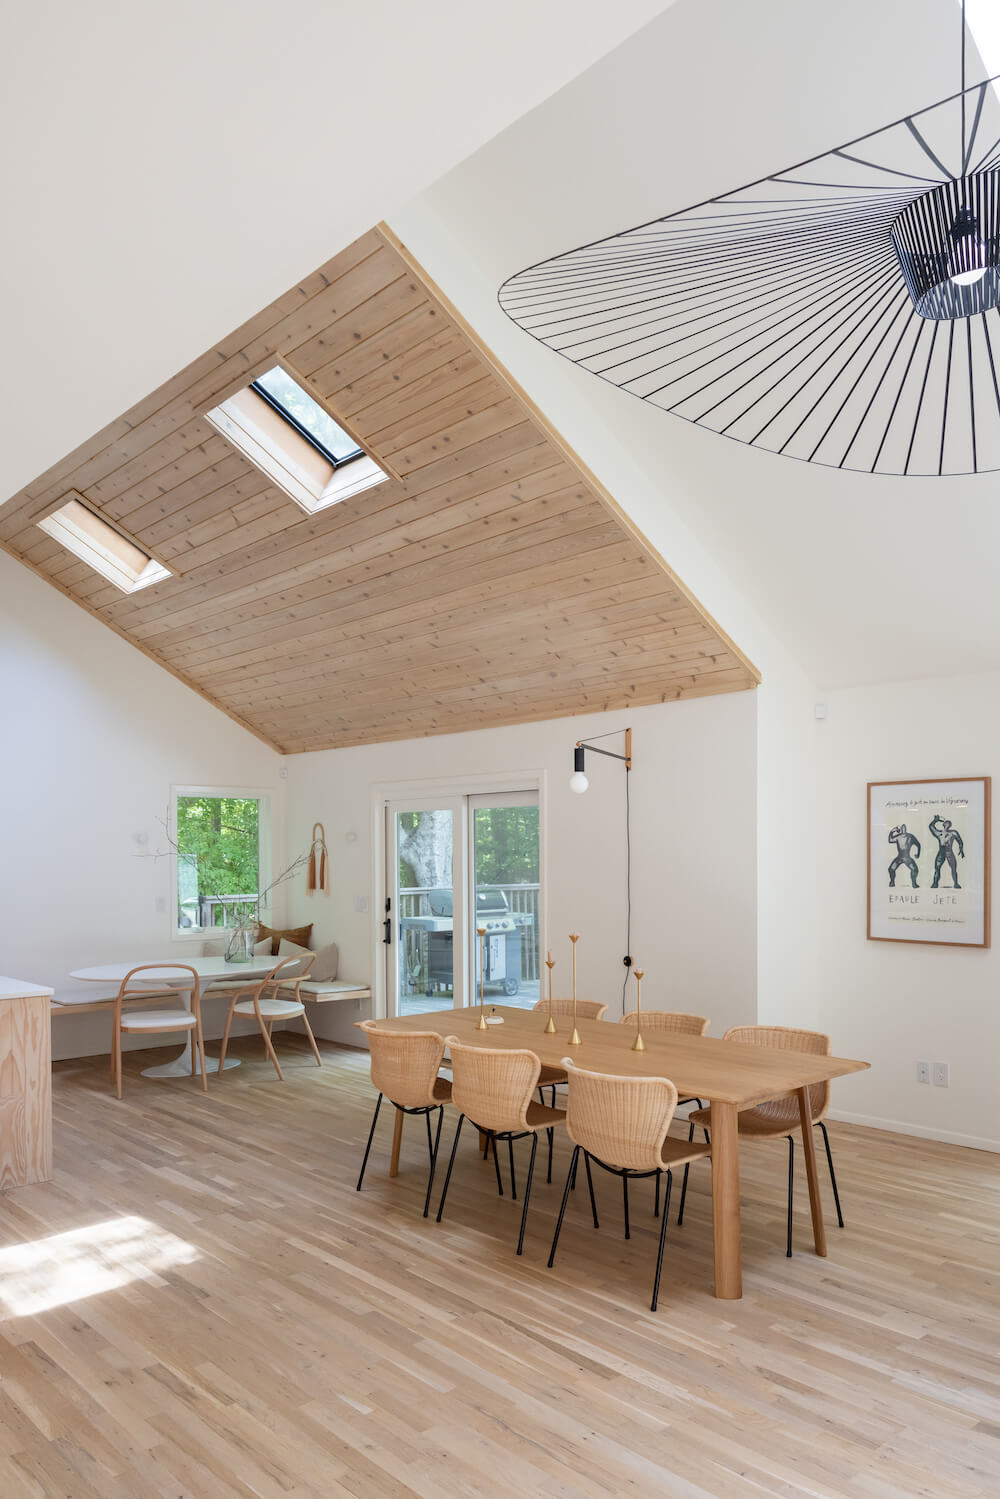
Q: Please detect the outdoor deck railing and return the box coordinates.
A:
[398,883,540,991]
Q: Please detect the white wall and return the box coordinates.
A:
[285,694,757,1047]
[0,552,284,1058]
[817,671,1000,1152]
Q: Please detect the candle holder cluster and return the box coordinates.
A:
[539,935,645,1051]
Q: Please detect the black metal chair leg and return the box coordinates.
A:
[546,1126,553,1184]
[677,1162,690,1225]
[654,1172,660,1219]
[356,1093,383,1191]
[584,1152,600,1228]
[548,1145,579,1267]
[516,1134,538,1255]
[490,1132,504,1196]
[508,1136,517,1200]
[818,1121,844,1227]
[423,1106,445,1219]
[623,1174,631,1240]
[786,1135,795,1257]
[435,1114,466,1223]
[651,1171,673,1312]
[424,1109,434,1161]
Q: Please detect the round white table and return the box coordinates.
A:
[70,956,277,1078]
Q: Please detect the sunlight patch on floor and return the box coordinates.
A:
[0,1215,200,1316]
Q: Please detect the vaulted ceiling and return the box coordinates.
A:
[0,227,757,752]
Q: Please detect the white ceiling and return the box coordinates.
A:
[408,0,1000,689]
[0,0,672,504]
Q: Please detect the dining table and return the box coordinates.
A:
[69,956,280,1078]
[380,1004,869,1300]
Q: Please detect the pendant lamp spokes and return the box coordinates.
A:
[892,173,1000,320]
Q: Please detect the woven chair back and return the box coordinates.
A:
[358,1021,446,1109]
[444,1037,541,1133]
[563,1059,679,1172]
[620,1010,709,1036]
[531,998,608,1021]
[724,1025,831,1125]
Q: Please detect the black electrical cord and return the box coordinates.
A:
[622,761,632,1012]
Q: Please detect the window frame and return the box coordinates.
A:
[249,369,364,470]
[34,492,173,595]
[169,785,273,944]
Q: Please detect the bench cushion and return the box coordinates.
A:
[294,979,370,1002]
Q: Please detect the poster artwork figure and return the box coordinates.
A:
[929,815,964,889]
[887,824,920,887]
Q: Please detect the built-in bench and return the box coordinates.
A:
[51,979,372,1016]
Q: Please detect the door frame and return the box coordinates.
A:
[371,769,546,1020]
[384,794,467,1020]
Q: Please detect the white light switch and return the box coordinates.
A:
[355,895,368,913]
[155,896,167,914]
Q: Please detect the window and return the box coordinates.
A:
[205,364,386,515]
[36,497,171,594]
[174,794,263,933]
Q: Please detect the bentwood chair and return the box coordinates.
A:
[111,964,207,1099]
[548,1058,711,1311]
[436,1037,565,1254]
[355,1021,451,1218]
[216,954,319,1080]
[683,1025,844,1256]
[620,1010,711,1214]
[531,998,609,1105]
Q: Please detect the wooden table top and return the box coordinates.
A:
[380,1006,869,1108]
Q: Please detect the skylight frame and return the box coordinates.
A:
[249,369,364,470]
[35,493,173,594]
[202,357,392,516]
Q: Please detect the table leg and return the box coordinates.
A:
[389,1108,403,1177]
[140,984,240,1078]
[710,1100,742,1300]
[797,1087,827,1257]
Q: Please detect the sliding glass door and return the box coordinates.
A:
[384,789,540,1016]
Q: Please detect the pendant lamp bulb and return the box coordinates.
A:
[570,743,589,794]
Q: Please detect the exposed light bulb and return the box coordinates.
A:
[951,265,988,286]
[569,771,589,794]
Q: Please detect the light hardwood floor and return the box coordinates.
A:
[1,1040,998,1499]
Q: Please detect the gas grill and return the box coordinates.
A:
[399,889,533,996]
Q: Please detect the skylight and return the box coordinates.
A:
[205,364,387,515]
[251,366,363,466]
[36,498,171,593]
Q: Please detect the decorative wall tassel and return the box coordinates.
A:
[307,822,329,894]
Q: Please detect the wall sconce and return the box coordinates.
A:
[569,728,632,793]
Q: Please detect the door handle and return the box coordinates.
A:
[383,896,392,945]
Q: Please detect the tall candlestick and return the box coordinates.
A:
[631,966,645,1051]
[476,928,488,1028]
[568,933,581,1044]
[544,951,556,1033]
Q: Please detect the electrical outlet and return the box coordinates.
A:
[933,1062,950,1087]
[916,1060,931,1084]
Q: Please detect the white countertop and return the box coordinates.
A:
[0,976,55,1001]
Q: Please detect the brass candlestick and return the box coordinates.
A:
[631,966,645,1051]
[476,928,488,1028]
[544,952,557,1033]
[568,933,582,1044]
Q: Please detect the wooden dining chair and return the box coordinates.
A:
[355,1021,452,1218]
[216,954,319,1080]
[620,1009,711,1214]
[531,998,609,1106]
[436,1037,565,1254]
[682,1025,844,1255]
[548,1058,711,1311]
[111,963,207,1099]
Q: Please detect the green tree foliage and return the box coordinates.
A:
[473,807,539,885]
[177,797,259,925]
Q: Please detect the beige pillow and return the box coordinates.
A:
[277,938,314,979]
[309,941,339,982]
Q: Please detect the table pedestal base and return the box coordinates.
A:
[140,1038,240,1079]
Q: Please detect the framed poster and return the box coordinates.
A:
[868,777,991,947]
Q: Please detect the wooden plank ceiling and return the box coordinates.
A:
[0,226,759,753]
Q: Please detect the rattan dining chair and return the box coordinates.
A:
[548,1058,711,1311]
[216,954,319,1080]
[436,1036,565,1254]
[683,1025,844,1256]
[355,1021,451,1218]
[620,1009,711,1215]
[531,998,609,1106]
[111,964,207,1099]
